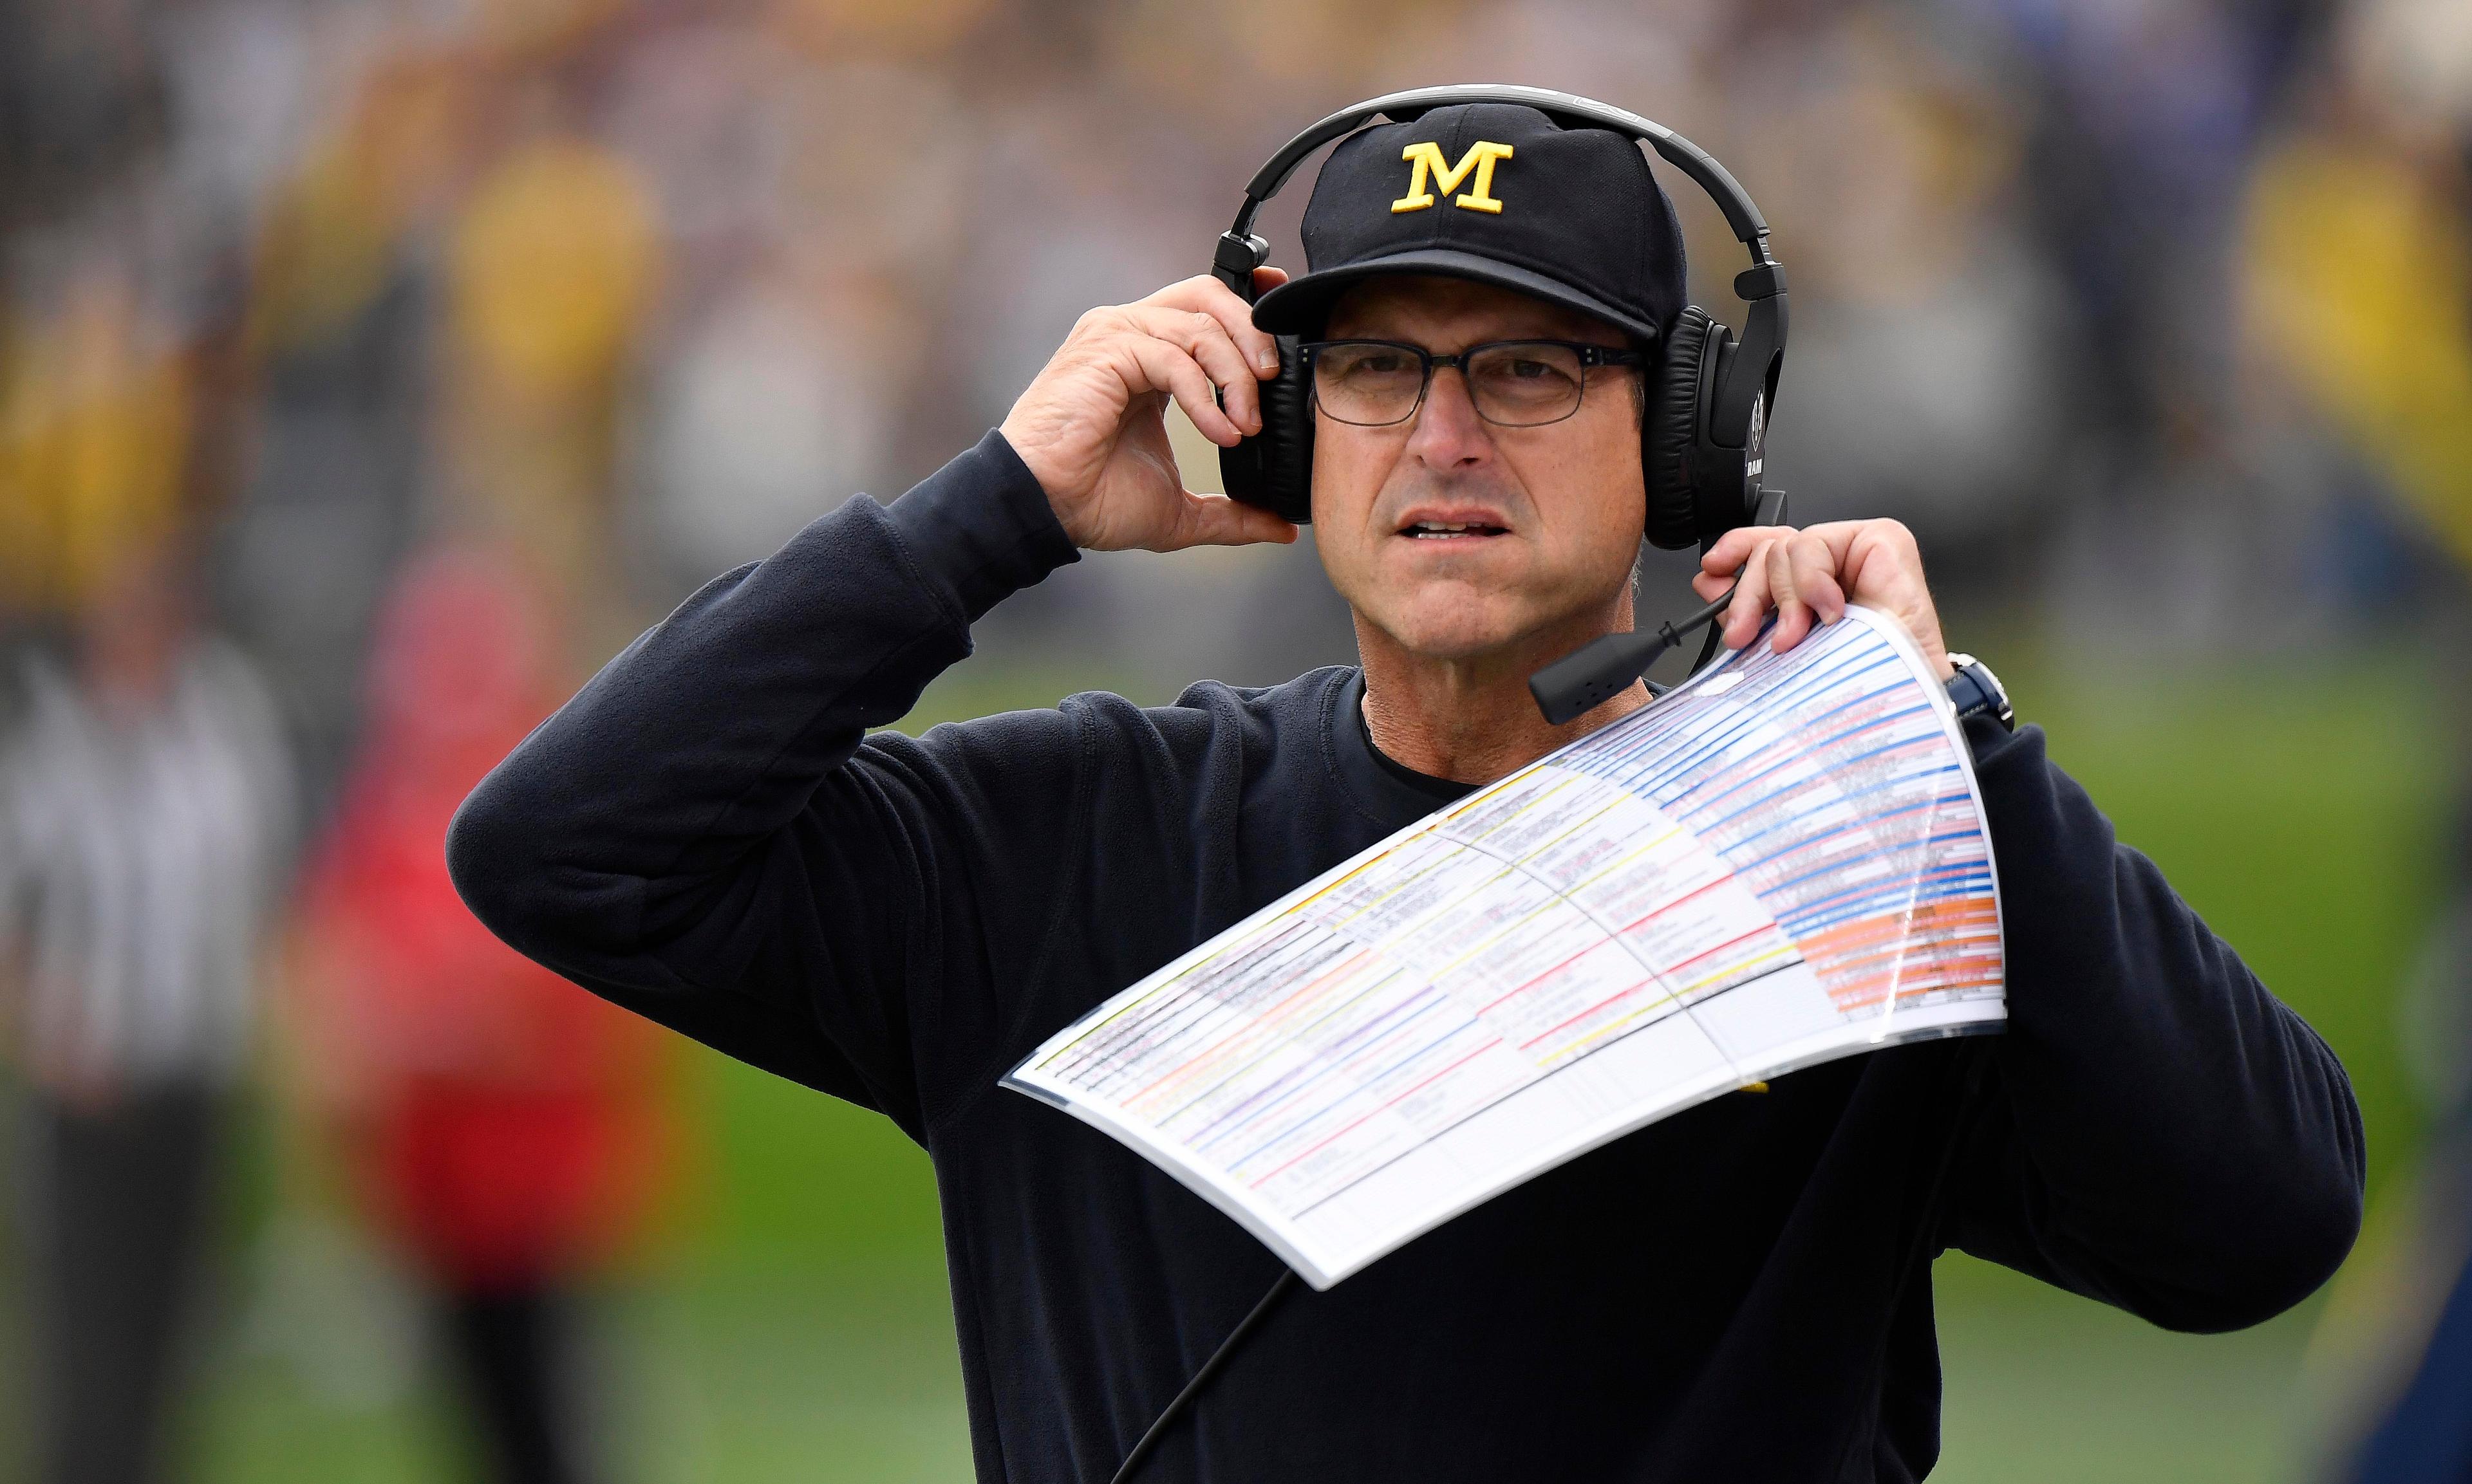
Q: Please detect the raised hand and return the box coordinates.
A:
[998,270,1301,553]
[1691,519,1955,681]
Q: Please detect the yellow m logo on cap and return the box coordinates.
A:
[1392,140,1514,215]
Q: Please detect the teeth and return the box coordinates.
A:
[1409,521,1491,537]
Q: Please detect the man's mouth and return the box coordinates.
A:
[1401,519,1509,541]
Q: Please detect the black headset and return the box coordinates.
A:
[1209,84,1788,556]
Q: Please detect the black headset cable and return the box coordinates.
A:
[1110,1269,1301,1484]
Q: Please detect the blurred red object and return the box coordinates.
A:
[296,544,668,1290]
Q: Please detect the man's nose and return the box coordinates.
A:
[1405,365,1493,470]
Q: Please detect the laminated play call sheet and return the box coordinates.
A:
[1004,606,2005,1288]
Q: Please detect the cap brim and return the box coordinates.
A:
[1250,248,1662,343]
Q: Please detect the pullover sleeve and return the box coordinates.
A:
[447,432,1083,1138]
[1945,719,2366,1330]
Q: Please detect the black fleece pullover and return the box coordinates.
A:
[448,431,2365,1484]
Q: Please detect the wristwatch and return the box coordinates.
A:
[1945,653,2014,732]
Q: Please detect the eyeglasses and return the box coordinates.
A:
[1301,338,1645,429]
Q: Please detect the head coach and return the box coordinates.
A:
[448,88,2363,1483]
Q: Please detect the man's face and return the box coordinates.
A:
[1310,276,1645,664]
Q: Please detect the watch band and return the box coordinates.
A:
[1944,652,2014,732]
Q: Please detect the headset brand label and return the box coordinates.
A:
[1392,140,1514,215]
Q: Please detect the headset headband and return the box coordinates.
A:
[1214,84,1782,295]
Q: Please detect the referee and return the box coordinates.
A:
[450,102,2363,1483]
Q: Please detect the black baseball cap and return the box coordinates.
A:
[1251,102,1687,344]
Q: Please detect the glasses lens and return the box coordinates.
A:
[1465,342,1589,425]
[1312,342,1427,425]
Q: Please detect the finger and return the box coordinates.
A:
[1150,275,1282,384]
[1785,531,1848,627]
[1700,521,1796,577]
[1839,519,1951,674]
[1839,520,1920,611]
[1121,335,1241,445]
[1170,491,1300,550]
[1766,535,1815,652]
[1689,569,1732,604]
[1799,519,1911,620]
[1700,525,1762,577]
[1722,537,1777,649]
[1132,304,1262,434]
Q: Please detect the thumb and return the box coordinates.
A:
[1171,491,1299,550]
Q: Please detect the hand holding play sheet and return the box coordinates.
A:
[1007,606,2004,1288]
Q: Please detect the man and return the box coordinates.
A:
[294,545,670,1484]
[2,539,295,1484]
[449,104,2363,1482]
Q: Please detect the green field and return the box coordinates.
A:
[3,642,2452,1482]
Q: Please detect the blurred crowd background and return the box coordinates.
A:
[2,0,2470,1480]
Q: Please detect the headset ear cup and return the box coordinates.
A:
[1220,335,1315,524]
[1643,308,1713,551]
